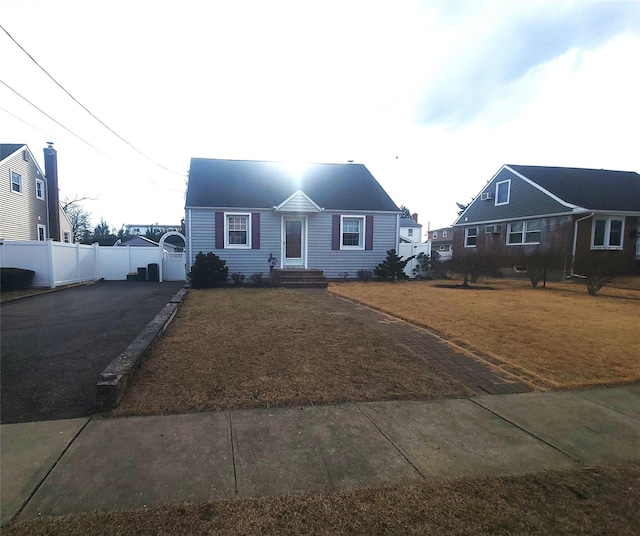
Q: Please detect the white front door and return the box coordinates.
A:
[283,216,306,267]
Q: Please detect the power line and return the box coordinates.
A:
[0,104,54,139]
[0,78,111,157]
[1,23,183,176]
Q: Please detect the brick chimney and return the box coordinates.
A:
[44,142,60,241]
[411,213,418,223]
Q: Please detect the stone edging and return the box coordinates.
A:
[96,285,190,412]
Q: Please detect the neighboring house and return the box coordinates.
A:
[429,227,453,258]
[0,142,72,242]
[399,214,422,243]
[125,224,182,235]
[452,164,640,275]
[115,235,182,252]
[184,158,400,279]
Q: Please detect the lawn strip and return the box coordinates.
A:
[113,288,467,416]
[5,463,639,535]
[329,281,640,388]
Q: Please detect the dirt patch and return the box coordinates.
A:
[113,288,467,416]
[6,463,639,535]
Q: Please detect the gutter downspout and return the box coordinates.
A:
[571,212,594,276]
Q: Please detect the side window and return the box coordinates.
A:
[464,227,478,247]
[11,171,22,193]
[495,180,510,205]
[37,224,46,241]
[36,178,45,200]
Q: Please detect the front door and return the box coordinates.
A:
[283,217,305,267]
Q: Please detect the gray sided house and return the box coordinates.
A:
[185,158,401,279]
[453,165,640,276]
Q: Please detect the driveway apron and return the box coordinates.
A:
[1,281,185,424]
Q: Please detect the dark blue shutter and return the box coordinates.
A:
[251,213,260,249]
[332,215,341,250]
[215,212,224,249]
[365,215,374,250]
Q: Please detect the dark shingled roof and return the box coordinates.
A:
[509,165,640,212]
[186,158,400,212]
[0,144,26,161]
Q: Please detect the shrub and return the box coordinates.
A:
[231,273,245,286]
[413,252,447,279]
[0,267,36,292]
[341,271,349,282]
[445,254,499,287]
[250,272,264,286]
[188,252,228,288]
[516,250,566,288]
[574,251,635,296]
[374,249,413,281]
[357,269,373,282]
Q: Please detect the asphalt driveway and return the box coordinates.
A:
[1,281,185,424]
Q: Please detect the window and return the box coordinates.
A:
[495,180,510,205]
[408,228,413,237]
[225,213,250,248]
[36,178,45,200]
[442,230,448,238]
[11,171,22,193]
[507,220,542,245]
[592,217,624,249]
[464,227,478,247]
[341,216,364,249]
[37,224,46,241]
[432,231,437,239]
[63,231,71,243]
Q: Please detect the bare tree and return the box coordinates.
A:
[62,197,93,242]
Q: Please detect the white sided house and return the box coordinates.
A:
[184,158,402,281]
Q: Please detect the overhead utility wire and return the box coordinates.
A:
[0,104,54,138]
[0,78,111,157]
[1,24,183,176]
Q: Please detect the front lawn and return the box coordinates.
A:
[329,280,640,388]
[114,288,467,416]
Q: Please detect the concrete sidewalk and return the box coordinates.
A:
[2,384,639,526]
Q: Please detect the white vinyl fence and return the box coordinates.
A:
[0,240,186,288]
[398,242,432,278]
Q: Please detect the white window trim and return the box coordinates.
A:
[36,178,45,200]
[224,212,251,249]
[407,228,413,236]
[63,231,71,243]
[340,215,365,250]
[11,170,23,194]
[506,220,542,246]
[442,230,448,237]
[37,224,47,241]
[495,179,511,206]
[432,231,437,239]
[591,216,625,250]
[464,227,478,248]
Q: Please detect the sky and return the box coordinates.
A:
[1,0,639,238]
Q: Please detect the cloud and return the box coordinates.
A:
[416,1,640,127]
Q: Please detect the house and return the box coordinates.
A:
[0,143,73,242]
[399,214,422,242]
[429,227,454,259]
[452,164,640,276]
[184,158,401,280]
[124,223,182,236]
[114,235,183,252]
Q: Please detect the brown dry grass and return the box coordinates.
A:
[6,463,639,535]
[329,280,640,388]
[114,288,466,416]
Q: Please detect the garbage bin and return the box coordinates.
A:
[147,263,159,282]
[137,267,147,281]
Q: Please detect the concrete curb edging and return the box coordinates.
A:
[96,285,190,412]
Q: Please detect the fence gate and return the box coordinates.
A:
[163,251,186,281]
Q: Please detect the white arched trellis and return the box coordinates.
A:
[159,231,187,282]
